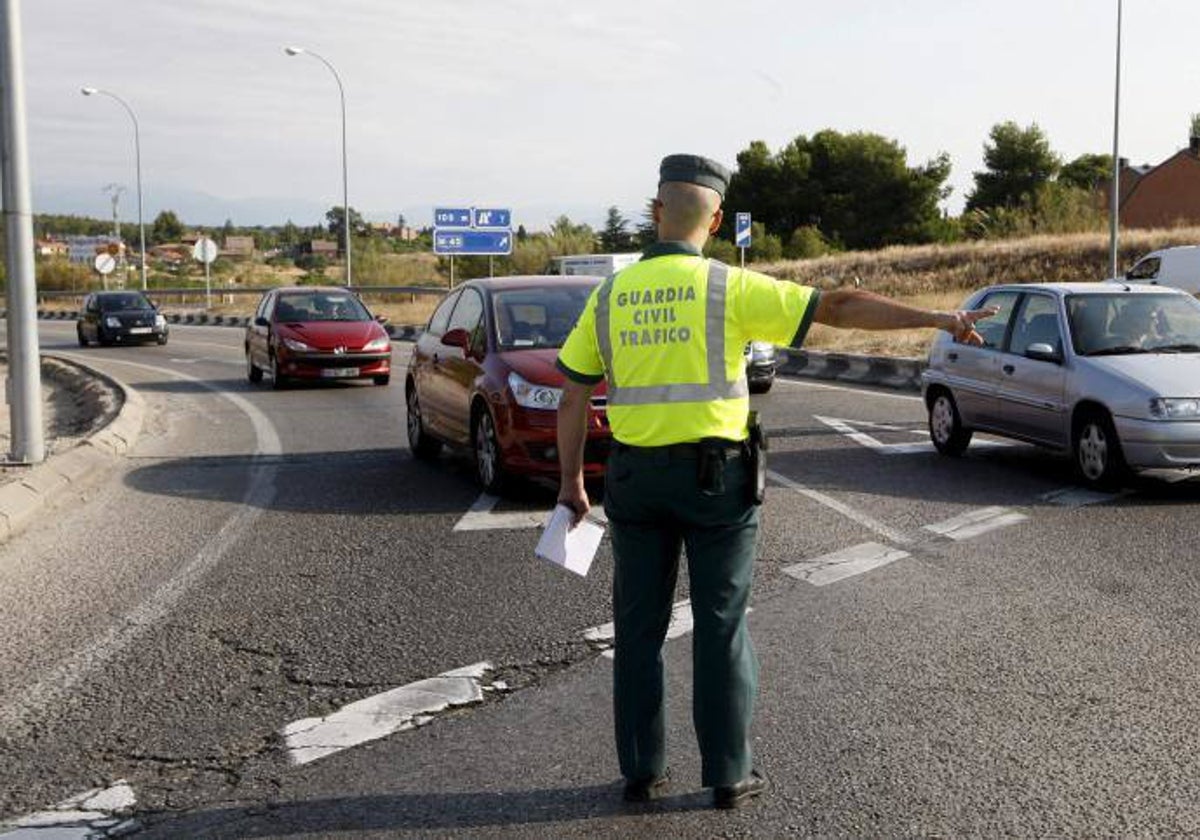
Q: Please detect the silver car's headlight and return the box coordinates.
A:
[105,316,121,328]
[1149,398,1200,419]
[508,371,562,410]
[747,341,776,363]
[282,337,312,353]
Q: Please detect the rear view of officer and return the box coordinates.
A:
[555,153,993,810]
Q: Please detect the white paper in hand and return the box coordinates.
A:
[536,504,604,577]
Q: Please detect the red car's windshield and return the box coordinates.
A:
[493,286,594,350]
[275,291,371,323]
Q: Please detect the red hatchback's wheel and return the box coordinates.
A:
[473,407,507,494]
[406,385,442,460]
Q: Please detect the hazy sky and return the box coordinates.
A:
[22,1,1200,230]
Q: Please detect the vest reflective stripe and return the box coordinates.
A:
[595,259,749,406]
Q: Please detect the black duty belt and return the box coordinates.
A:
[613,439,743,460]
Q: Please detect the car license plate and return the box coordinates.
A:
[129,327,152,334]
[321,367,359,378]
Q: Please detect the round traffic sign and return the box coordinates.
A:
[93,252,117,275]
[192,237,219,264]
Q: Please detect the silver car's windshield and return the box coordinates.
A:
[493,287,594,350]
[1067,293,1200,356]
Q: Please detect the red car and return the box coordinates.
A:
[245,286,392,388]
[405,275,609,492]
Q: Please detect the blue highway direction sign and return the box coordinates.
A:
[434,207,473,227]
[472,208,511,229]
[735,212,752,248]
[434,230,513,256]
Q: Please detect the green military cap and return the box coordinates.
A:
[659,153,732,200]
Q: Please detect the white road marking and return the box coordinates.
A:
[0,356,282,732]
[814,415,934,455]
[583,599,693,659]
[1040,486,1124,507]
[767,469,912,545]
[773,377,923,401]
[783,541,910,587]
[453,493,607,532]
[923,506,1028,541]
[0,780,137,838]
[282,661,494,766]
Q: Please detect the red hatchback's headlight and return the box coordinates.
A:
[361,336,390,352]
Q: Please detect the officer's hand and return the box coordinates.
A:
[557,483,591,528]
[944,307,998,346]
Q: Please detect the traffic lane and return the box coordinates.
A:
[0,353,272,817]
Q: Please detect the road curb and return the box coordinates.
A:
[0,355,143,545]
[775,348,926,392]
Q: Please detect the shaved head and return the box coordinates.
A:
[655,181,722,242]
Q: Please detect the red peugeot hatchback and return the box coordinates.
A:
[245,286,392,388]
[405,275,609,493]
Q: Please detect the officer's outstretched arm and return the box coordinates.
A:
[556,379,597,524]
[813,288,995,346]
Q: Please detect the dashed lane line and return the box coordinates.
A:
[783,542,911,587]
[923,506,1029,541]
[0,780,137,838]
[767,468,913,546]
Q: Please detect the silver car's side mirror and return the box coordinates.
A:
[1025,342,1062,364]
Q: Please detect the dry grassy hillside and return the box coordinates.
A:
[766,226,1200,357]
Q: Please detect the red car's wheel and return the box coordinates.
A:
[473,408,507,494]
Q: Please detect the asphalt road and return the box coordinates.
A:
[3,319,1200,837]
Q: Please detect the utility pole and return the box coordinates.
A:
[1109,0,1123,280]
[1,0,45,463]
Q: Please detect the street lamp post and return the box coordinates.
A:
[285,46,352,287]
[81,86,147,290]
[1109,0,1123,280]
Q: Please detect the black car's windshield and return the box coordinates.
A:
[493,286,594,350]
[99,293,153,312]
[275,292,371,322]
[1067,292,1200,356]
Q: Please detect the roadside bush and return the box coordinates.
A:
[36,259,92,291]
[784,226,832,259]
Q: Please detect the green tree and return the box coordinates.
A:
[635,197,658,249]
[222,218,235,240]
[723,131,951,251]
[966,121,1060,212]
[1059,153,1113,191]
[598,206,633,252]
[325,205,366,249]
[150,210,184,244]
[784,225,832,259]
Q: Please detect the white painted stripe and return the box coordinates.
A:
[767,469,912,545]
[1,781,137,838]
[772,377,923,401]
[582,600,750,660]
[783,542,910,587]
[0,356,282,733]
[453,493,549,531]
[923,506,1028,541]
[813,414,935,456]
[282,661,493,766]
[1040,486,1123,508]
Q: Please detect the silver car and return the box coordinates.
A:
[922,282,1200,487]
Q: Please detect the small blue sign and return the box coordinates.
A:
[433,230,513,256]
[735,212,752,248]
[472,208,511,229]
[434,207,473,227]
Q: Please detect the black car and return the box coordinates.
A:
[77,291,169,346]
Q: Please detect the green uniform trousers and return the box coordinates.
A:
[603,443,760,788]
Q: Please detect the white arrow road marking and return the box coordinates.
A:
[767,469,912,545]
[923,506,1028,541]
[783,542,910,587]
[282,662,495,766]
[814,415,934,455]
[1,780,138,839]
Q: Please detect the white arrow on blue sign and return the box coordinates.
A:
[735,212,752,248]
[433,230,513,256]
[434,207,473,227]
[472,208,511,229]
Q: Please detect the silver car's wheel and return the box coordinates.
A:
[1073,411,1127,488]
[929,391,972,456]
[473,409,506,493]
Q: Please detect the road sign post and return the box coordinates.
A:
[433,206,514,284]
[735,212,752,269]
[192,237,218,309]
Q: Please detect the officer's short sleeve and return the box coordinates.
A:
[731,268,821,348]
[556,286,605,385]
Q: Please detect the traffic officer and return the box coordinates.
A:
[555,153,993,810]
